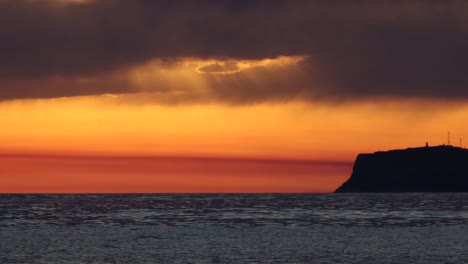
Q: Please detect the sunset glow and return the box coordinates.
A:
[1,0,467,192]
[2,95,467,192]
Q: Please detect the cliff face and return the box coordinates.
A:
[335,146,468,192]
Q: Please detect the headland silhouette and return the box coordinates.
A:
[335,145,468,192]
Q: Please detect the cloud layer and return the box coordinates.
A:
[1,0,468,102]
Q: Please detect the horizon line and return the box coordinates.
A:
[0,152,353,167]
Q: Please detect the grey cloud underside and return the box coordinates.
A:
[1,0,468,101]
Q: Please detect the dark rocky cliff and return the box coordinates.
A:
[335,145,468,192]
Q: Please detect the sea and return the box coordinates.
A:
[1,193,468,263]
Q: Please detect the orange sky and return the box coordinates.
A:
[1,1,468,193]
[1,92,467,193]
[0,154,351,193]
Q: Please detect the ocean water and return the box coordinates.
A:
[1,194,468,263]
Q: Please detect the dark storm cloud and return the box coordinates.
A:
[1,0,468,101]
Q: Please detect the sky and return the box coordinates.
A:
[1,0,468,193]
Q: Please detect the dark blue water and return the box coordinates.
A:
[2,193,468,227]
[1,194,468,263]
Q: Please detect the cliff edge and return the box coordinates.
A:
[335,145,468,192]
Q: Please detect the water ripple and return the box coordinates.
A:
[1,193,468,227]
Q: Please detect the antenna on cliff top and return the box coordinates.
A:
[448,132,451,145]
[460,138,462,148]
